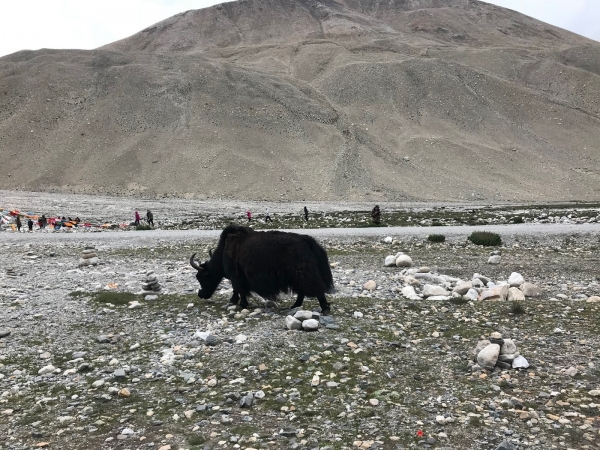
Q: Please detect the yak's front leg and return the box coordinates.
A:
[291,292,305,309]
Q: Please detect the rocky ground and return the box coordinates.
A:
[1,209,600,450]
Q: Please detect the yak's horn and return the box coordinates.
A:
[209,248,214,257]
[189,253,201,270]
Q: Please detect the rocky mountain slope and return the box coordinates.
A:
[0,0,599,201]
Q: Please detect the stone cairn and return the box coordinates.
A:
[285,310,320,331]
[78,246,99,266]
[141,270,161,295]
[471,332,529,371]
[5,268,17,278]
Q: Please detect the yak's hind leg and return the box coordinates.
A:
[318,295,331,316]
[239,292,250,310]
[228,291,240,306]
[291,292,305,309]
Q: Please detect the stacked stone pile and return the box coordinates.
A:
[384,256,544,302]
[141,270,162,295]
[471,332,529,371]
[78,246,98,266]
[5,268,17,277]
[285,310,320,331]
[384,252,413,268]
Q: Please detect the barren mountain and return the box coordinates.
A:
[1,0,599,202]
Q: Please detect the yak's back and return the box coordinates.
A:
[225,229,334,294]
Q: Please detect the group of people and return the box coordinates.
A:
[14,214,82,232]
[134,210,154,227]
[245,206,310,223]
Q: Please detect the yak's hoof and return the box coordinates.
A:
[321,307,331,316]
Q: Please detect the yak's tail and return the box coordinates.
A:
[305,236,335,294]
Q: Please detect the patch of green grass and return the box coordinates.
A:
[68,291,90,298]
[188,435,206,446]
[135,224,153,231]
[91,291,139,306]
[449,297,469,305]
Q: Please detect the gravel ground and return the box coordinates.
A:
[1,194,600,450]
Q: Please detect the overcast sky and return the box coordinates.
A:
[0,0,598,58]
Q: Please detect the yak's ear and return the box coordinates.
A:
[225,233,244,260]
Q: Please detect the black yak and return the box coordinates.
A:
[190,224,334,314]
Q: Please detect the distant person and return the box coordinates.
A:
[146,209,154,227]
[27,218,33,232]
[246,210,252,222]
[16,216,22,232]
[303,206,309,221]
[371,205,381,226]
[265,207,272,223]
[39,215,47,230]
[134,210,141,226]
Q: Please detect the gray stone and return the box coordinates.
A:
[477,344,500,370]
[512,355,530,369]
[453,282,473,295]
[488,255,501,264]
[363,280,377,291]
[395,255,413,267]
[401,285,420,300]
[302,319,319,331]
[495,440,516,450]
[38,365,56,375]
[294,310,313,321]
[473,340,491,357]
[144,294,158,301]
[508,272,525,287]
[384,255,396,267]
[480,284,509,301]
[113,369,126,380]
[465,288,479,301]
[500,339,517,355]
[239,393,254,408]
[520,282,543,298]
[285,315,302,330]
[205,335,219,346]
[507,287,525,302]
[422,284,449,298]
[0,330,10,338]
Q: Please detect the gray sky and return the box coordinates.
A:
[0,0,598,58]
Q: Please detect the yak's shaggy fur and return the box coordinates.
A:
[190,224,334,314]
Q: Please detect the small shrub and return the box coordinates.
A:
[512,216,524,224]
[428,234,446,243]
[468,231,502,246]
[510,300,526,315]
[136,224,152,231]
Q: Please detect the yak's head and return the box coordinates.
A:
[190,251,221,299]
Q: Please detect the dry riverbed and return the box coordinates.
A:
[1,220,600,450]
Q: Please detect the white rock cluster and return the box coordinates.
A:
[472,332,529,371]
[141,270,162,295]
[285,310,320,331]
[389,266,542,302]
[78,246,99,266]
[384,252,413,268]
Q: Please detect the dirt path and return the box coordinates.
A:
[2,222,599,249]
